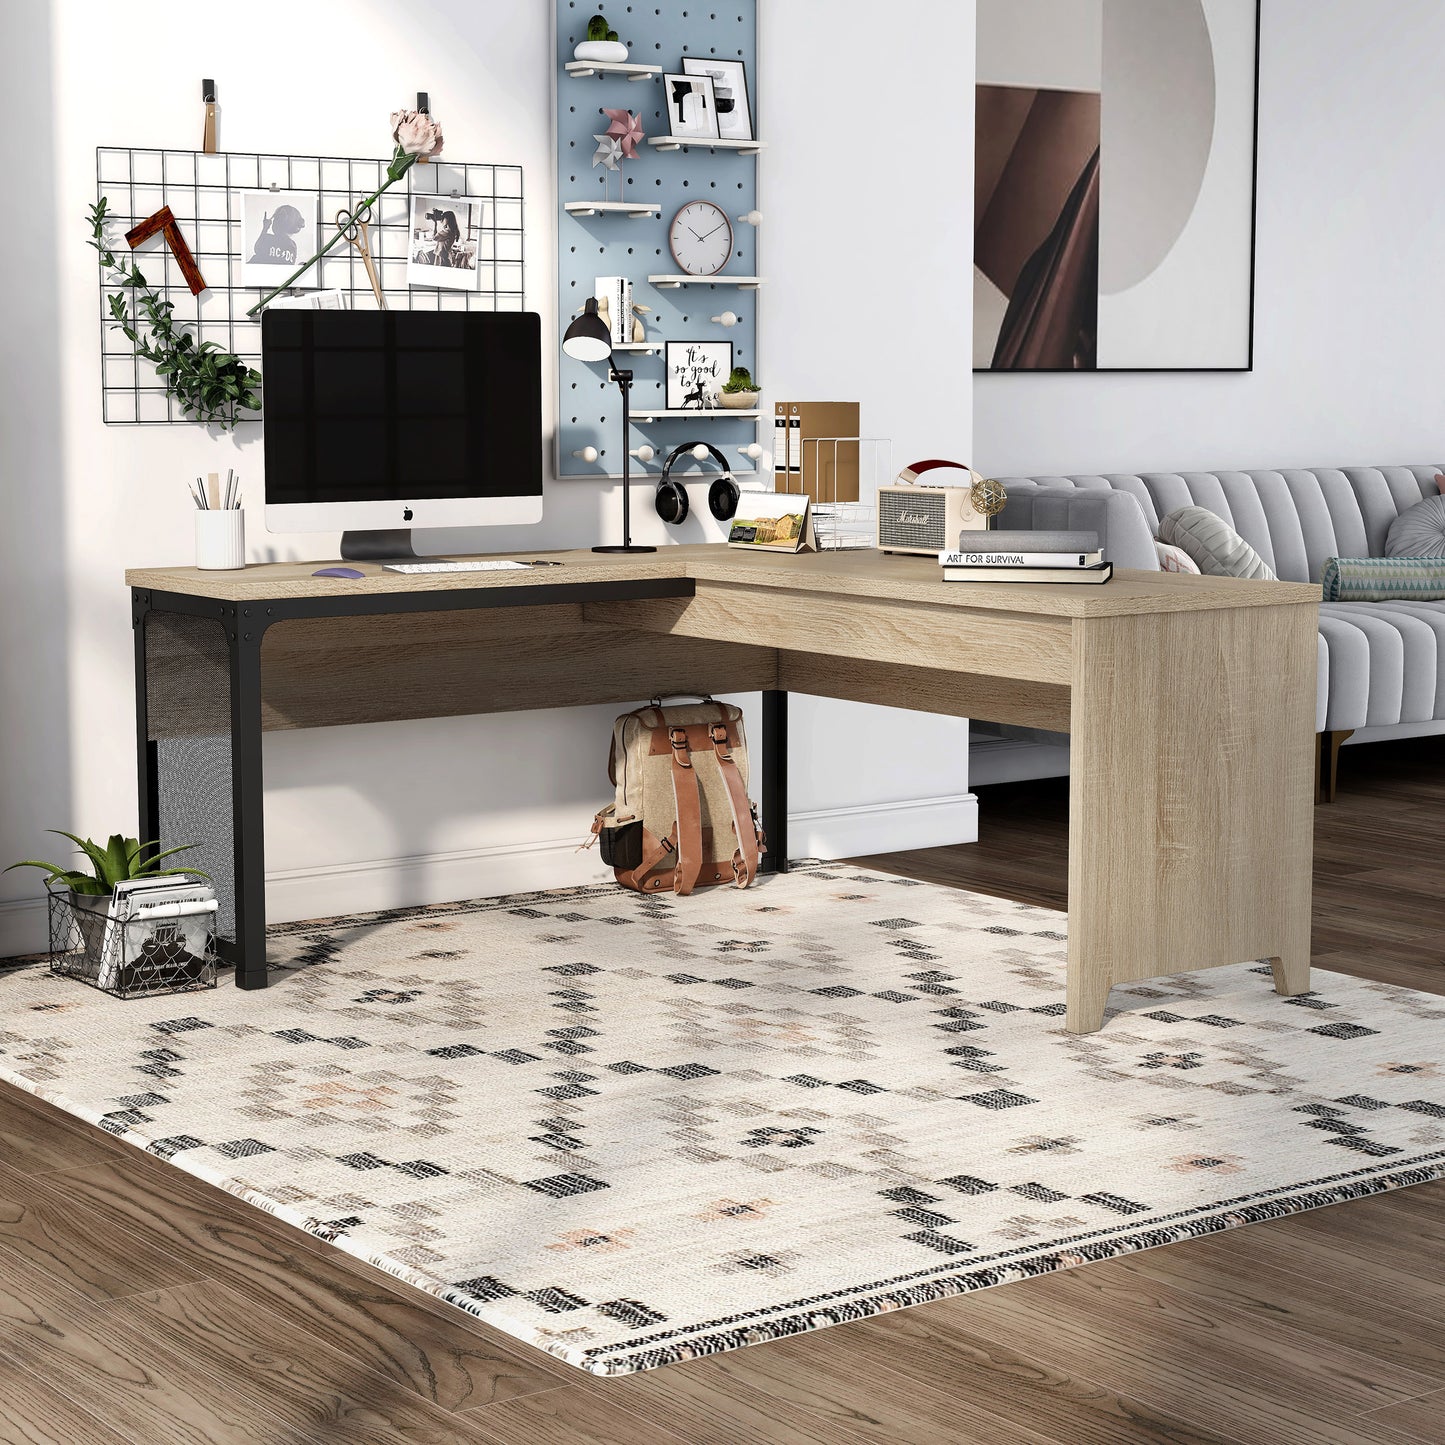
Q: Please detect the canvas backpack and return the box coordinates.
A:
[589,696,765,893]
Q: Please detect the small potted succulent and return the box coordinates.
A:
[720,366,761,409]
[575,13,628,64]
[7,832,209,987]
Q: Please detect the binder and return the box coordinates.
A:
[772,401,861,503]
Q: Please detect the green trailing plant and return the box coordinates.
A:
[6,832,208,897]
[89,198,262,430]
[587,13,620,41]
[722,366,759,394]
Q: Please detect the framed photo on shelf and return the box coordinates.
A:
[665,340,732,410]
[407,195,483,290]
[239,190,319,288]
[663,72,720,141]
[682,58,752,142]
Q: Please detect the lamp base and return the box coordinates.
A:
[592,543,658,553]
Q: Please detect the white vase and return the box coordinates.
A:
[574,39,629,64]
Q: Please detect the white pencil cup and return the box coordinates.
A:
[195,510,245,570]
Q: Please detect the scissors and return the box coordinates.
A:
[337,201,386,309]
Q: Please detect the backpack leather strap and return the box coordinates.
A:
[708,719,762,887]
[614,825,677,892]
[668,725,705,895]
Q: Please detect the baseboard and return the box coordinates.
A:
[3,796,984,950]
[0,897,47,961]
[788,794,979,860]
[968,737,1071,787]
[265,835,608,924]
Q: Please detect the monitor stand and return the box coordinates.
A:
[340,529,427,563]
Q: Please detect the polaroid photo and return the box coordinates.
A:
[666,340,732,410]
[682,58,752,141]
[663,73,720,141]
[407,195,483,290]
[240,190,319,288]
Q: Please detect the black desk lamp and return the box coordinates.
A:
[563,298,656,554]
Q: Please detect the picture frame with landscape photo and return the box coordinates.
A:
[239,190,318,288]
[682,58,752,142]
[666,340,731,410]
[407,194,483,290]
[663,72,720,142]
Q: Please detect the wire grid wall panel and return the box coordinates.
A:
[556,0,760,479]
[96,147,525,426]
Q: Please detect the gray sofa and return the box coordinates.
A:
[994,465,1445,800]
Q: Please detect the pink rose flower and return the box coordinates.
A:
[390,109,444,158]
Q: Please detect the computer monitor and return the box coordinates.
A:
[261,309,543,559]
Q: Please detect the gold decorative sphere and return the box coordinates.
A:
[969,471,1008,521]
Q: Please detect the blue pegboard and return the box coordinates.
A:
[555,0,760,479]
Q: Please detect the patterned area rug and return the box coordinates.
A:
[1,864,1443,1377]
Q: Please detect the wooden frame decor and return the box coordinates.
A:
[974,0,1260,371]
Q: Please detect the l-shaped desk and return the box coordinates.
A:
[125,546,1321,1033]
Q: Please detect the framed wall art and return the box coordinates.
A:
[666,339,732,410]
[663,72,720,141]
[974,0,1260,371]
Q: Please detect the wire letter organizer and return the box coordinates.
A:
[95,146,525,426]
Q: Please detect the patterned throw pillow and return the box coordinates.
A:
[1154,540,1202,574]
[1385,492,1445,558]
[1320,556,1445,601]
[1158,506,1277,581]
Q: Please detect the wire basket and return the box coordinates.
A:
[48,888,218,999]
[790,437,888,551]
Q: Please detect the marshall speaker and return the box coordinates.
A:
[876,460,991,554]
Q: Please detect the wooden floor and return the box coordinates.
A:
[0,740,1441,1444]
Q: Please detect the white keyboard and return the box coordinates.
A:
[382,560,531,574]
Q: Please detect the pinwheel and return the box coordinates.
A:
[592,132,624,170]
[603,107,645,159]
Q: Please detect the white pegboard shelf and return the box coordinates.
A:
[611,341,663,353]
[648,274,763,290]
[630,408,763,421]
[648,136,765,155]
[563,61,662,80]
[563,200,662,218]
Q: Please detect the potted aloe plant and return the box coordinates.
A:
[720,366,761,409]
[6,832,207,977]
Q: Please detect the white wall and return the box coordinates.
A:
[759,0,977,857]
[975,0,1445,476]
[0,0,978,954]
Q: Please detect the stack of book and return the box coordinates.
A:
[939,530,1112,585]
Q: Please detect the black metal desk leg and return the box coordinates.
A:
[229,624,269,988]
[760,689,788,874]
[132,591,160,849]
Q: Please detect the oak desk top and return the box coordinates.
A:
[126,545,1322,618]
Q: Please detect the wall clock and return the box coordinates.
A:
[668,200,733,277]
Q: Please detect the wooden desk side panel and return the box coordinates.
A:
[781,654,1072,731]
[588,585,1074,685]
[1066,602,1317,1028]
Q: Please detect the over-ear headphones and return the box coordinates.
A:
[655,442,741,526]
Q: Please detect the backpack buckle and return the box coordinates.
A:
[669,726,693,767]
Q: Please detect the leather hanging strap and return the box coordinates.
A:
[614,825,676,892]
[668,725,705,896]
[708,719,762,887]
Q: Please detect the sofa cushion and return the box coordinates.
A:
[1159,506,1277,580]
[1321,556,1445,602]
[1154,540,1201,574]
[1318,600,1445,731]
[1385,493,1445,557]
